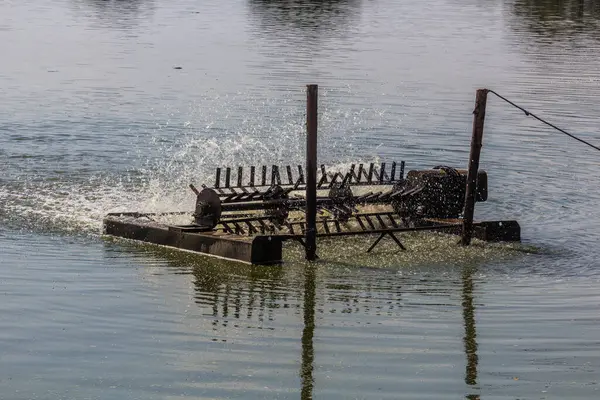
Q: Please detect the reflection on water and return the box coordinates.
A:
[146,247,319,398]
[3,0,600,398]
[190,257,288,331]
[128,242,485,399]
[300,265,316,400]
[247,0,362,44]
[248,0,361,31]
[70,0,155,29]
[462,266,479,399]
[510,0,600,40]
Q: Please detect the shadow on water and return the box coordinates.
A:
[69,0,155,30]
[509,0,600,43]
[247,0,362,43]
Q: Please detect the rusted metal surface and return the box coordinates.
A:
[306,84,318,261]
[461,89,488,245]
[101,87,522,265]
[103,214,284,265]
[207,161,405,196]
[192,164,486,225]
[366,232,406,253]
[103,211,520,265]
[103,161,518,264]
[425,218,520,242]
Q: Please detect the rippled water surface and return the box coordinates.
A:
[2,0,600,398]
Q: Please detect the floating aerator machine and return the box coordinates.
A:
[103,162,519,265]
[103,86,520,265]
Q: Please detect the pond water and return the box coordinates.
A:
[1,0,600,398]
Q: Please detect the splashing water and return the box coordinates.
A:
[0,87,535,267]
[0,89,394,237]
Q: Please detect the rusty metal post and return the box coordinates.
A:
[305,85,318,260]
[461,89,488,246]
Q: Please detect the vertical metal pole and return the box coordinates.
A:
[306,85,318,260]
[461,89,488,246]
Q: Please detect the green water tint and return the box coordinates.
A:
[4,0,600,397]
[103,238,485,400]
[107,237,490,400]
[284,232,538,269]
[105,229,538,270]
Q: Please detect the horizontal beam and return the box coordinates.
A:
[273,223,464,240]
[103,216,285,265]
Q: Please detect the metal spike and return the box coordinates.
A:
[225,167,231,188]
[400,161,405,180]
[364,215,376,230]
[189,184,200,196]
[379,163,386,183]
[372,166,380,183]
[292,177,302,190]
[327,172,341,188]
[286,222,295,235]
[257,219,267,234]
[356,216,367,231]
[390,162,397,181]
[297,165,305,184]
[375,214,386,229]
[246,221,257,234]
[334,220,342,233]
[271,165,281,185]
[388,213,399,228]
[237,167,243,187]
[233,222,245,235]
[321,218,330,234]
[215,168,221,188]
[249,166,255,186]
[261,165,267,186]
[349,164,357,183]
[341,171,352,187]
[286,165,293,185]
[318,164,328,187]
[221,222,233,233]
[368,163,374,183]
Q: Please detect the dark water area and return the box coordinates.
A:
[1,0,600,398]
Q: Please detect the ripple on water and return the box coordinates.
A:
[2,0,600,398]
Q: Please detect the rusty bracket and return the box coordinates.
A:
[366,231,407,253]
